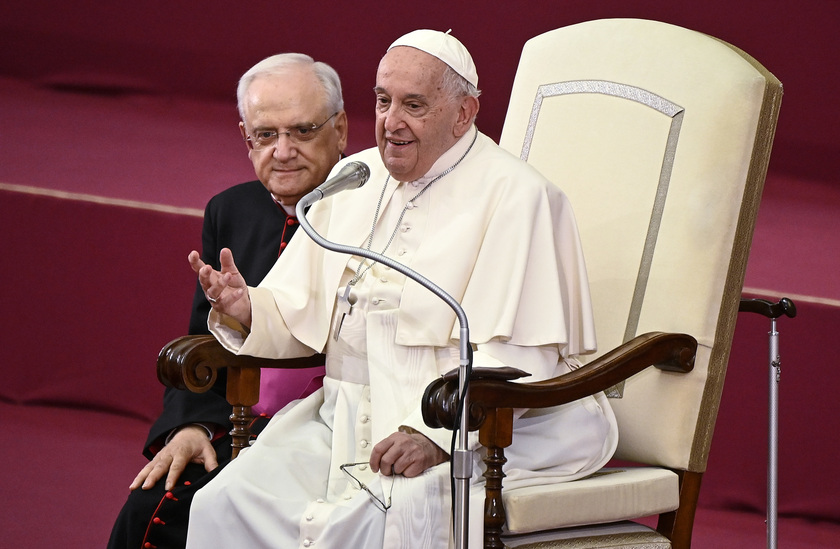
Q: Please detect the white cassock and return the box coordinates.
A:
[187,126,618,549]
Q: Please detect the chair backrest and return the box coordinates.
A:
[499,19,781,473]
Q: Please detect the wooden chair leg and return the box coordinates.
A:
[657,470,703,549]
[226,366,260,458]
[483,446,508,549]
[230,404,253,458]
[479,407,514,549]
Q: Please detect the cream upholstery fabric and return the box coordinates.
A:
[504,522,671,548]
[499,18,780,471]
[492,18,781,546]
[503,468,679,533]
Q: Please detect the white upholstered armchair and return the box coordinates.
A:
[422,18,782,548]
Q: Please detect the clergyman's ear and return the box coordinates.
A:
[454,95,479,138]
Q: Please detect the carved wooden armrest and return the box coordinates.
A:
[157,335,322,391]
[423,331,696,431]
[157,334,324,457]
[421,331,697,548]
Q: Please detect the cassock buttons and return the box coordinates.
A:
[303,539,313,547]
[360,439,369,448]
[286,218,297,226]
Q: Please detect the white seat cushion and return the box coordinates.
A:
[503,521,672,548]
[503,467,680,533]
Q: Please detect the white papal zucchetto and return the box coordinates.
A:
[388,29,479,89]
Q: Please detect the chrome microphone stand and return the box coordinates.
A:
[297,192,473,549]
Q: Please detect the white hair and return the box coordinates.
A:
[236,53,344,120]
[440,64,481,100]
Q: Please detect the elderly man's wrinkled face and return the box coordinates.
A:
[374,47,466,182]
[239,69,347,207]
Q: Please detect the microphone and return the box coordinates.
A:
[312,161,370,201]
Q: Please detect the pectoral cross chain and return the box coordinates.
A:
[334,281,358,341]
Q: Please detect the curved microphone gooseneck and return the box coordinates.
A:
[295,162,473,549]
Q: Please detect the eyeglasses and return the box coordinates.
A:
[244,112,338,150]
[340,462,394,513]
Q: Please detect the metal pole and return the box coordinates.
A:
[739,297,795,549]
[454,327,472,549]
[767,318,780,549]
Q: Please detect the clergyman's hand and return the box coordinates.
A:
[130,425,219,492]
[369,430,449,478]
[188,247,252,328]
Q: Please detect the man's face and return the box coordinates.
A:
[374,47,465,182]
[239,69,347,207]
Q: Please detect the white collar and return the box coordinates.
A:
[271,194,297,217]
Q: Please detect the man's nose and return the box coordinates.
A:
[382,104,406,133]
[273,133,297,160]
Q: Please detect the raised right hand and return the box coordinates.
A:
[188,247,252,328]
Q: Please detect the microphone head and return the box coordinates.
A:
[345,161,370,188]
[309,160,371,204]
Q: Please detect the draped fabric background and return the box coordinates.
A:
[1,2,838,547]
